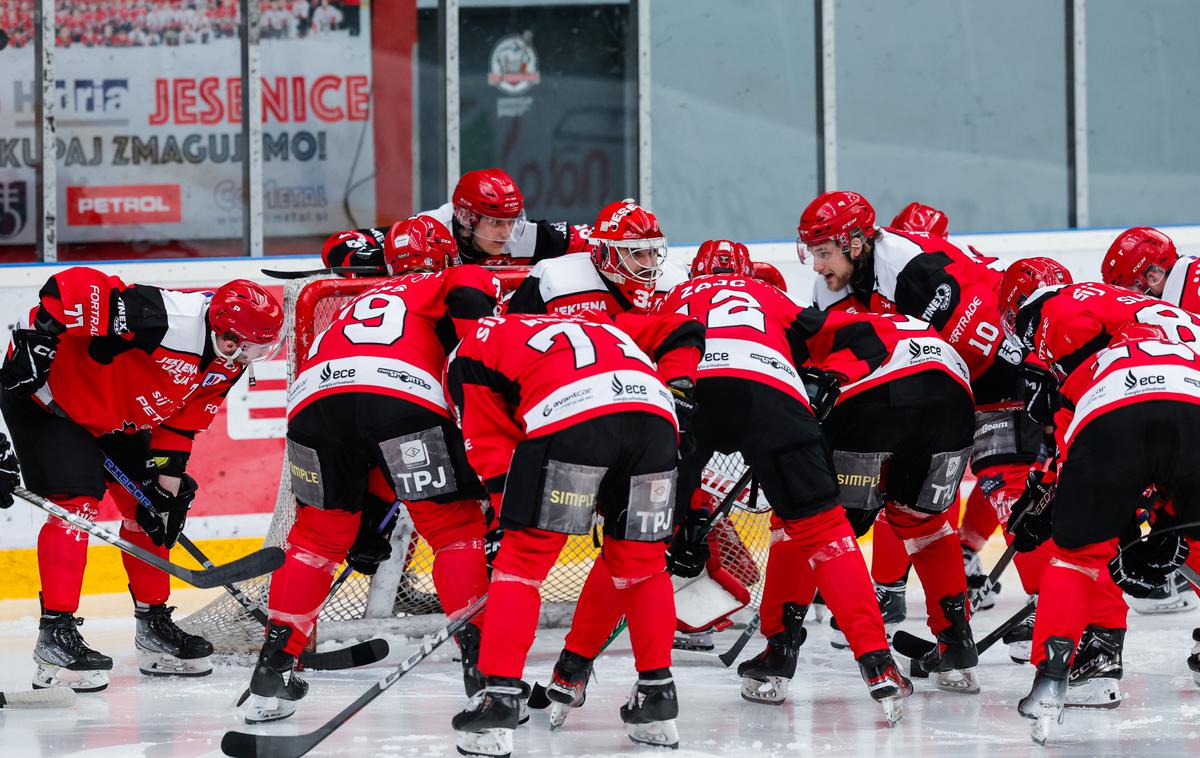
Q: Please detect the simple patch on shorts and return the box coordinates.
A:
[832,450,890,510]
[536,460,606,535]
[286,439,325,508]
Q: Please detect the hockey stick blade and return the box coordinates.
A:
[261,266,383,280]
[15,487,284,589]
[222,594,487,758]
[719,612,761,667]
[0,687,77,709]
[298,638,390,671]
[893,597,1038,673]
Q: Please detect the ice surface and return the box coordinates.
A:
[3,568,1200,757]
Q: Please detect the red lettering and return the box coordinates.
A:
[311,75,344,122]
[173,79,197,124]
[149,79,169,125]
[262,76,288,123]
[346,75,369,121]
[291,76,306,122]
[227,77,242,123]
[198,77,223,125]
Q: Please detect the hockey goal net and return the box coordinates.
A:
[182,273,775,654]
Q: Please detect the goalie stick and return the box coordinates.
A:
[0,687,76,709]
[895,596,1038,674]
[221,593,487,758]
[261,265,384,280]
[102,456,389,671]
[13,486,283,589]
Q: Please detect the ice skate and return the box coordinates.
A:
[240,624,308,724]
[1019,636,1073,745]
[812,590,828,622]
[32,606,113,693]
[455,622,484,696]
[453,677,523,757]
[1003,596,1037,663]
[857,649,912,726]
[1128,571,1198,615]
[738,602,806,704]
[1189,628,1200,687]
[619,669,680,749]
[916,593,980,694]
[544,649,593,730]
[672,630,714,652]
[133,599,213,677]
[1066,625,1123,709]
[830,583,903,649]
[964,545,999,612]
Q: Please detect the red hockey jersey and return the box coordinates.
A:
[790,309,972,404]
[445,313,703,486]
[287,266,500,419]
[1014,282,1200,381]
[22,266,243,457]
[812,228,1014,383]
[656,274,812,406]
[504,253,688,315]
[1057,335,1200,451]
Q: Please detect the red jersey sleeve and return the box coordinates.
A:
[607,311,705,387]
[33,267,128,337]
[444,330,524,493]
[443,266,501,341]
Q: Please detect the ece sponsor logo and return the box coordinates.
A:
[611,375,648,397]
[66,184,181,226]
[320,363,356,384]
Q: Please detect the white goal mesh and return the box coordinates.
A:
[181,274,775,653]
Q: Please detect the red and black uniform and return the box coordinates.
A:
[505,253,688,315]
[816,228,1045,592]
[0,266,242,614]
[1031,334,1200,666]
[789,309,975,635]
[271,267,500,656]
[445,312,702,679]
[654,275,891,659]
[321,203,591,271]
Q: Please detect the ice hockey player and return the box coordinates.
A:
[798,191,1050,662]
[239,216,500,724]
[656,240,912,722]
[788,306,980,693]
[321,168,591,271]
[445,310,703,755]
[0,267,283,692]
[1010,323,1200,743]
[505,199,687,314]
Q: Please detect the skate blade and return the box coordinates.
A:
[626,719,680,749]
[739,676,789,705]
[240,694,296,725]
[1193,671,1200,688]
[1007,641,1032,665]
[548,702,572,730]
[880,696,903,726]
[934,667,980,695]
[33,665,109,694]
[456,727,514,757]
[1065,678,1121,709]
[1031,714,1056,745]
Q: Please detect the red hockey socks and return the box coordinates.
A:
[869,508,911,585]
[37,495,98,614]
[1031,539,1120,667]
[958,485,999,552]
[605,539,674,672]
[406,499,489,620]
[268,505,360,655]
[478,527,566,679]
[780,506,888,657]
[119,518,170,606]
[978,461,1050,595]
[759,524,817,637]
[887,506,968,634]
[563,558,626,659]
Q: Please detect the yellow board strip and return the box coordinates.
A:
[0,537,265,600]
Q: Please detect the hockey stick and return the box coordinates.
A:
[102,457,389,671]
[718,611,761,667]
[322,499,404,606]
[895,596,1038,674]
[261,266,383,280]
[221,593,487,758]
[14,487,283,589]
[0,687,76,709]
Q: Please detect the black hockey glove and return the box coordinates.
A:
[1109,531,1191,598]
[666,508,711,579]
[347,495,398,576]
[1020,362,1061,426]
[0,433,20,509]
[135,473,197,548]
[667,378,698,458]
[0,329,59,396]
[800,366,841,422]
[1005,467,1055,553]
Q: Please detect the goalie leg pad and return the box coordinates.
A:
[672,565,750,633]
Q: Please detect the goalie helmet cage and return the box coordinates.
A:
[180,274,775,654]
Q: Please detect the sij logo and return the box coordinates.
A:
[0,181,28,240]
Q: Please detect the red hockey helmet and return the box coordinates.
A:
[452,168,525,240]
[590,198,668,289]
[998,257,1073,338]
[1101,227,1178,294]
[797,191,876,261]
[209,279,284,363]
[690,239,753,278]
[384,215,456,275]
[890,201,949,238]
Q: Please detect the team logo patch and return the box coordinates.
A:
[400,439,429,469]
